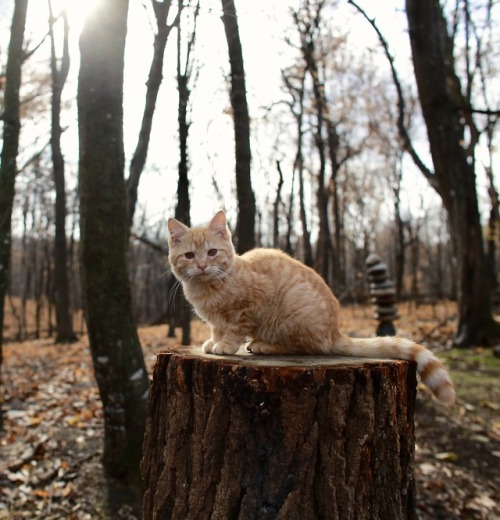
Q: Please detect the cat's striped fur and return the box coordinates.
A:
[168,210,455,404]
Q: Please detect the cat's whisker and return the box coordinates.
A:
[159,268,173,280]
[212,266,235,284]
[167,282,180,313]
[220,272,237,286]
[167,274,190,313]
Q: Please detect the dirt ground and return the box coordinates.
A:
[1,302,499,519]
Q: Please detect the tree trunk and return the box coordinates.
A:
[174,0,200,346]
[296,5,334,286]
[176,74,191,228]
[485,156,499,290]
[273,161,285,248]
[327,120,344,291]
[408,222,421,306]
[284,166,295,256]
[48,2,77,343]
[77,0,149,494]
[313,123,332,285]
[142,347,417,520]
[221,0,256,254]
[294,74,313,267]
[0,0,29,431]
[283,66,312,266]
[393,160,405,299]
[298,162,313,267]
[405,0,500,346]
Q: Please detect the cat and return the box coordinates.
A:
[167,210,455,404]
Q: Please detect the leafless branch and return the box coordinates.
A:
[130,232,169,254]
[347,0,437,189]
[17,139,51,174]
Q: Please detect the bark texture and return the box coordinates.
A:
[0,0,29,431]
[221,0,256,254]
[48,3,77,343]
[78,0,148,488]
[142,347,417,520]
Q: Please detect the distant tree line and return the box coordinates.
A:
[4,198,461,341]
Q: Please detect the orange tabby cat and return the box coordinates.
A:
[167,210,455,404]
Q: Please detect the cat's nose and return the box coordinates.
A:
[199,265,207,271]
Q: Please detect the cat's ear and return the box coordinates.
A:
[167,217,189,244]
[208,210,230,239]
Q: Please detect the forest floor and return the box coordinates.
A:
[1,302,500,519]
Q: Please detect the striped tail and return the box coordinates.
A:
[330,335,455,405]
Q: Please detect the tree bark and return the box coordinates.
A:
[273,161,285,249]
[0,0,29,431]
[221,0,256,254]
[294,3,334,285]
[327,119,344,291]
[392,158,405,299]
[173,0,201,346]
[142,347,417,520]
[77,0,149,492]
[405,0,500,346]
[176,71,191,229]
[48,2,77,343]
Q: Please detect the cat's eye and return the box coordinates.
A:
[185,252,195,259]
[207,249,217,257]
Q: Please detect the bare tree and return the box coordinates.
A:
[405,0,500,345]
[171,0,201,346]
[126,0,179,229]
[273,161,285,249]
[47,0,76,343]
[350,0,500,345]
[292,0,334,284]
[77,0,149,500]
[283,66,313,266]
[175,0,199,226]
[0,0,29,431]
[221,0,256,253]
[485,140,499,289]
[468,0,500,290]
[391,154,406,299]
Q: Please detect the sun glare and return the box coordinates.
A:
[58,0,101,33]
[26,0,100,39]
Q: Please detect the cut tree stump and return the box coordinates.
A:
[141,346,418,520]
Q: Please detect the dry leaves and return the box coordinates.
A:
[1,306,500,519]
[1,339,105,519]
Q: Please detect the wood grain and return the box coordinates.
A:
[141,347,417,520]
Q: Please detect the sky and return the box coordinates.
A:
[118,0,437,231]
[1,0,493,238]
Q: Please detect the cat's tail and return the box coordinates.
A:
[330,335,455,405]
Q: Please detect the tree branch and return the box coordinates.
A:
[347,0,438,191]
[130,232,169,254]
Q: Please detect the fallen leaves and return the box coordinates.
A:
[1,339,105,519]
[433,451,459,462]
[415,359,500,520]
[1,307,500,519]
[0,326,190,519]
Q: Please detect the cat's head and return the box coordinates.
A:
[167,210,235,282]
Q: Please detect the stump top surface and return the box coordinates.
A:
[157,345,408,369]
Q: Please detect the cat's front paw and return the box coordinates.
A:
[211,341,239,355]
[202,339,216,353]
[246,340,279,354]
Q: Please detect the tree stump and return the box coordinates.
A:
[141,347,417,520]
